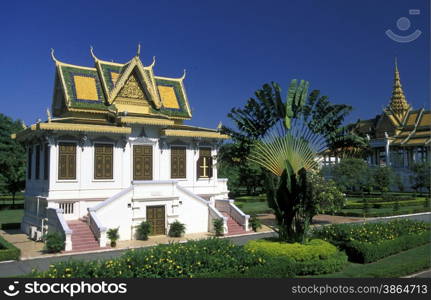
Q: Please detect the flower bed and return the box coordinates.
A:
[33,238,265,278]
[0,235,21,261]
[313,219,431,263]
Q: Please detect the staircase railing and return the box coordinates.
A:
[215,199,250,231]
[208,204,228,234]
[46,207,72,251]
[177,185,228,234]
[88,211,107,247]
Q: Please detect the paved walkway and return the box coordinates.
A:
[0,231,276,277]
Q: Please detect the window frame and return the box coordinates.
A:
[197,147,213,179]
[170,146,187,179]
[93,143,114,180]
[58,142,77,181]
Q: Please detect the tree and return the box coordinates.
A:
[328,158,374,194]
[409,161,431,196]
[0,113,26,205]
[373,166,394,195]
[249,79,346,243]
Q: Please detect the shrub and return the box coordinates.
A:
[249,215,262,232]
[295,251,348,275]
[0,223,21,230]
[195,256,297,278]
[107,228,119,247]
[0,235,21,261]
[244,239,347,275]
[313,219,431,263]
[44,232,65,253]
[168,220,186,237]
[136,221,151,240]
[244,239,338,261]
[313,219,430,246]
[33,238,265,278]
[213,219,224,236]
[343,232,430,263]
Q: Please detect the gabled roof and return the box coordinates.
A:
[50,48,192,120]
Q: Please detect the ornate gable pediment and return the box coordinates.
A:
[117,71,148,101]
[106,57,162,109]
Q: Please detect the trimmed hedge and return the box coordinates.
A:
[335,207,430,217]
[33,238,265,278]
[195,251,348,277]
[313,219,431,263]
[244,239,348,275]
[344,199,427,209]
[0,235,21,261]
[0,223,21,230]
[244,239,338,261]
[343,232,431,263]
[195,256,298,278]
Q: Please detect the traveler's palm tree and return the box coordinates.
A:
[249,80,328,242]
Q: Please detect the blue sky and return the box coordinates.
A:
[0,0,429,129]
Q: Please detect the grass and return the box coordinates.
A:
[309,243,431,278]
[0,209,24,225]
[235,201,272,215]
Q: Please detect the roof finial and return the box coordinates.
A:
[395,56,398,73]
[180,69,186,80]
[46,108,52,122]
[50,48,59,63]
[136,43,141,57]
[148,56,156,68]
[90,46,98,61]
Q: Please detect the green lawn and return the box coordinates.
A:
[309,243,431,278]
[0,209,24,225]
[235,200,272,215]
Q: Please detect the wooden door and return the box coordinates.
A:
[133,145,153,180]
[146,206,165,235]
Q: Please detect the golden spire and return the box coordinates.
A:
[388,58,410,121]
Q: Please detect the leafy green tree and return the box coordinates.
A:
[409,161,431,196]
[0,113,26,204]
[328,158,374,194]
[373,166,394,195]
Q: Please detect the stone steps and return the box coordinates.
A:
[67,220,101,252]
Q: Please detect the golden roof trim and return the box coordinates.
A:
[118,116,175,126]
[160,129,229,139]
[37,122,131,134]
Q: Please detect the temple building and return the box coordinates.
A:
[351,59,430,186]
[14,47,249,251]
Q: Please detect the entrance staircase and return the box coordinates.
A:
[222,212,247,236]
[67,220,102,252]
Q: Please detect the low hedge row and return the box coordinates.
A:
[343,231,431,263]
[313,219,431,263]
[195,251,348,278]
[335,207,430,217]
[33,238,265,278]
[0,235,21,261]
[344,199,427,209]
[1,223,21,230]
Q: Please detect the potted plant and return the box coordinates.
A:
[249,215,262,232]
[137,221,152,240]
[107,228,119,247]
[168,220,186,237]
[213,219,224,236]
